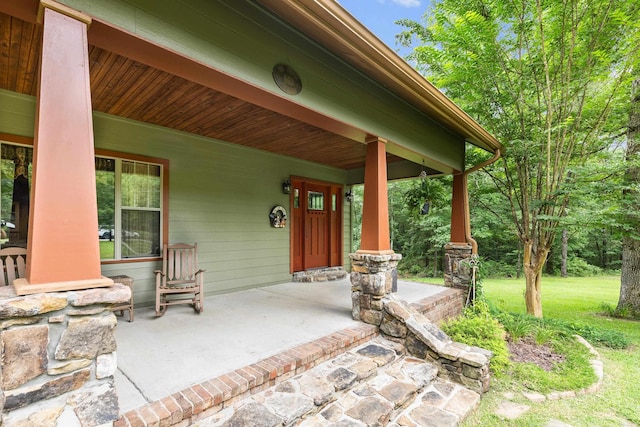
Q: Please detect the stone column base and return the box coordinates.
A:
[444,243,473,289]
[349,252,402,325]
[0,283,131,426]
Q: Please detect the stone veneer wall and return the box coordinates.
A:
[350,252,491,395]
[443,243,473,288]
[0,283,131,426]
[350,253,402,325]
[381,294,491,394]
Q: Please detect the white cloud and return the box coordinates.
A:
[391,0,421,7]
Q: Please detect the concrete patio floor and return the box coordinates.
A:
[114,279,447,414]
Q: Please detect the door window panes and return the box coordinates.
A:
[308,191,324,210]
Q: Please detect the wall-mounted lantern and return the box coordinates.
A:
[282,179,292,194]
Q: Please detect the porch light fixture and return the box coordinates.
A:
[345,191,353,202]
[282,180,292,194]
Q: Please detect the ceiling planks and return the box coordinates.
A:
[0,13,405,171]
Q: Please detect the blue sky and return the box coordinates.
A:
[337,0,429,56]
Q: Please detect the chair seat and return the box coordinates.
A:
[164,280,199,288]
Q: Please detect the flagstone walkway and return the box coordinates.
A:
[193,337,481,427]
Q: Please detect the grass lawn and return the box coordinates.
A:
[462,275,640,426]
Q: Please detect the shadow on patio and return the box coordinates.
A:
[114,279,460,417]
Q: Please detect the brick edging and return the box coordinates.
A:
[114,323,378,427]
[411,287,466,323]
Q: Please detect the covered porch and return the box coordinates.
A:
[0,0,500,425]
[113,279,464,421]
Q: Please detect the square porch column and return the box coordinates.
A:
[350,137,401,324]
[14,0,112,295]
[445,173,473,288]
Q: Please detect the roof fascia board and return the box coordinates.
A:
[255,0,502,153]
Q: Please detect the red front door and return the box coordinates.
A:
[304,183,329,268]
[291,178,342,272]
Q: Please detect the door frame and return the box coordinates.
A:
[289,176,343,273]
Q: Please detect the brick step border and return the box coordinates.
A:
[114,286,464,427]
[209,337,481,426]
[114,324,378,427]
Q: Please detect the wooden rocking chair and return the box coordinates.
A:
[154,243,205,316]
[0,247,27,286]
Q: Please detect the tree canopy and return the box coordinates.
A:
[398,0,640,316]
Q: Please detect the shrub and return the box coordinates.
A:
[542,318,630,349]
[441,300,510,375]
[565,257,602,277]
[478,260,518,278]
[600,302,640,320]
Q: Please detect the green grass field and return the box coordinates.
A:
[462,275,640,426]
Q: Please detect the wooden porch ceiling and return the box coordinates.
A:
[0,13,406,171]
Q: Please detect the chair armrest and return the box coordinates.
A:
[154,270,165,276]
[195,269,206,275]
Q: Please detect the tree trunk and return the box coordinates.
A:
[561,229,568,278]
[516,240,522,279]
[432,248,438,277]
[618,78,640,313]
[523,240,549,317]
[619,237,640,312]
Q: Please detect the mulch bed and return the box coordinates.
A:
[508,336,566,371]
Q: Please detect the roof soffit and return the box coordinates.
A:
[254,0,502,153]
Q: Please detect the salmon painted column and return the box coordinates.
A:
[350,137,401,325]
[358,137,392,254]
[14,0,112,294]
[444,173,473,288]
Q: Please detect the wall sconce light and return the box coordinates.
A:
[282,180,291,194]
[345,191,353,202]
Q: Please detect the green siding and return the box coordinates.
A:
[60,0,465,172]
[0,91,352,307]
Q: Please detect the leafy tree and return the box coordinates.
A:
[391,177,451,275]
[398,0,640,316]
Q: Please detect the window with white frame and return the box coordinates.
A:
[96,154,165,260]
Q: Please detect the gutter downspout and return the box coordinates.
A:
[458,149,501,254]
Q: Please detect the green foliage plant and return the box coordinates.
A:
[441,299,510,375]
[398,0,640,318]
[533,326,558,346]
[500,315,533,342]
[462,275,639,425]
[600,302,640,320]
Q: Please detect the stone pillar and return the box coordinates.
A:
[0,283,131,426]
[443,243,473,288]
[350,253,402,325]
